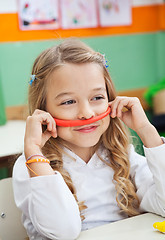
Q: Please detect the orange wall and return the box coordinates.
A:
[159,4,165,29]
[0,4,165,42]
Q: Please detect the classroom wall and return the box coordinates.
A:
[156,32,165,79]
[0,0,165,108]
[0,33,160,107]
[0,0,163,13]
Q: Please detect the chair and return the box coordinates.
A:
[0,177,28,240]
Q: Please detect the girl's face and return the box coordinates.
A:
[46,63,110,160]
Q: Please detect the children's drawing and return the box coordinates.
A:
[98,0,132,27]
[61,0,98,29]
[18,0,60,30]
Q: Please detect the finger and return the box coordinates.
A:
[41,113,57,138]
[33,109,46,116]
[51,118,57,138]
[48,119,57,138]
[46,114,57,137]
[116,98,130,118]
[32,110,58,138]
[41,130,52,147]
[116,102,124,118]
[109,97,122,118]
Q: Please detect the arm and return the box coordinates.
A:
[24,109,57,177]
[109,97,165,215]
[12,156,81,239]
[129,141,165,216]
[13,109,81,239]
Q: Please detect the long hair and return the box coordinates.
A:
[28,38,140,219]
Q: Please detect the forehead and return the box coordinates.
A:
[48,63,105,92]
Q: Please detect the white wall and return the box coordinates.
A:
[133,0,163,6]
[0,0,17,13]
[0,0,164,13]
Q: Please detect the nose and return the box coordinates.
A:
[77,104,95,120]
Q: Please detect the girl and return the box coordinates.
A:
[13,38,165,240]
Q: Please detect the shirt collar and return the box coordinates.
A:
[62,146,110,169]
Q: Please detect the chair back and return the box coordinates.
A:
[0,177,28,240]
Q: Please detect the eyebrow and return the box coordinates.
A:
[55,87,106,100]
[93,87,106,92]
[55,92,74,100]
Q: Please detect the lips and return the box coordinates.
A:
[74,124,99,133]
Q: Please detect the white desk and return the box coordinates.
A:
[0,120,26,157]
[78,213,165,240]
[0,120,26,171]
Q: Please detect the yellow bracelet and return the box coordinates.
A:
[26,158,50,164]
[26,158,50,176]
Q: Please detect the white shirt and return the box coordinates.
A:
[12,139,165,240]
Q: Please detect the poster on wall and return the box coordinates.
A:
[98,0,132,27]
[60,0,98,29]
[18,0,60,30]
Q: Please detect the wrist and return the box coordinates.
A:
[135,122,153,137]
[24,146,43,160]
[136,123,163,148]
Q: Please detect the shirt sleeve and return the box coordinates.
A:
[12,154,81,240]
[129,137,165,217]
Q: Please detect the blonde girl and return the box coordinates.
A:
[13,38,165,240]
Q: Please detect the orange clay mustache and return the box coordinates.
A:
[54,107,111,127]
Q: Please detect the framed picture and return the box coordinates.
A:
[98,0,132,27]
[61,0,98,29]
[18,0,60,30]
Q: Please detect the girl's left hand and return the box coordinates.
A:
[109,96,150,133]
[109,96,163,148]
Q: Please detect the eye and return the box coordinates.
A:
[92,95,105,101]
[61,99,76,105]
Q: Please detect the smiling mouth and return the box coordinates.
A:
[74,125,98,133]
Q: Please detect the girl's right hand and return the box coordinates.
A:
[24,109,57,159]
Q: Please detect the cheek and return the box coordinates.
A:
[54,109,78,121]
[56,127,72,140]
[102,115,110,132]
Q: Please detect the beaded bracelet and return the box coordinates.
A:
[26,157,50,176]
[26,158,50,165]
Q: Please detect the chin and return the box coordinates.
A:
[73,138,101,148]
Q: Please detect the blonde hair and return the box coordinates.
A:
[28,38,140,219]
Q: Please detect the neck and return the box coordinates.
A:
[63,143,96,163]
[74,148,94,163]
